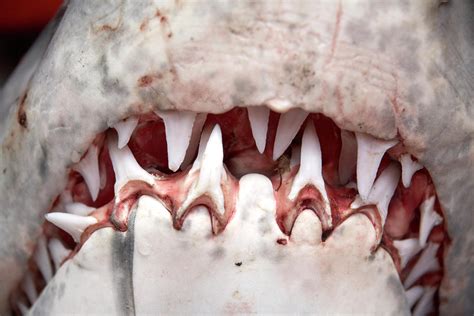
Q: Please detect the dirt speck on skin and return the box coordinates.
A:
[234,261,242,267]
[138,75,154,87]
[17,92,28,128]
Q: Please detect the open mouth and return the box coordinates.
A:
[9,107,449,315]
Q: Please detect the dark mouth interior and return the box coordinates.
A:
[10,107,449,315]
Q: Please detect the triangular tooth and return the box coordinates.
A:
[355,133,397,200]
[45,212,97,243]
[291,209,322,246]
[247,106,270,153]
[48,238,70,271]
[405,286,424,309]
[393,238,422,269]
[22,272,37,304]
[404,242,440,288]
[181,113,207,169]
[366,163,400,223]
[272,108,308,160]
[156,110,196,172]
[33,237,53,282]
[419,196,442,248]
[113,117,139,149]
[181,206,212,239]
[413,287,436,316]
[17,301,29,315]
[65,202,95,216]
[399,154,423,188]
[108,133,155,195]
[338,130,357,185]
[73,145,100,201]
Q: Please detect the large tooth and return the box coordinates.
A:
[338,130,357,185]
[413,287,437,316]
[291,209,322,246]
[247,106,270,153]
[399,154,423,188]
[404,242,440,288]
[419,196,442,248]
[181,113,207,169]
[156,110,196,172]
[289,122,331,220]
[108,133,155,195]
[355,133,397,200]
[113,117,139,149]
[48,239,70,271]
[393,238,422,269]
[272,108,308,160]
[22,272,37,304]
[73,145,100,201]
[366,163,400,223]
[405,286,424,309]
[45,212,97,243]
[65,202,95,216]
[33,237,53,282]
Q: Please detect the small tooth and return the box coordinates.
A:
[33,237,53,282]
[156,110,196,172]
[108,133,155,195]
[22,272,37,304]
[404,242,440,288]
[48,239,70,271]
[45,212,97,242]
[73,145,100,201]
[405,286,424,309]
[413,287,437,316]
[272,108,308,160]
[393,238,422,269]
[181,113,207,169]
[113,117,139,149]
[419,196,442,248]
[339,130,357,185]
[366,163,400,223]
[247,106,270,153]
[399,154,423,188]
[17,301,29,315]
[290,144,301,168]
[291,210,322,245]
[355,133,397,200]
[65,202,95,216]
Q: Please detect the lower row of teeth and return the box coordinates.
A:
[12,108,447,315]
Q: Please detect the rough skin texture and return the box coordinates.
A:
[0,0,472,314]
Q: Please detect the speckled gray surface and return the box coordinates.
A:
[0,0,472,314]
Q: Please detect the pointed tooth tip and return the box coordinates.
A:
[272,109,308,160]
[45,212,97,242]
[114,117,139,149]
[248,107,270,154]
[74,146,100,201]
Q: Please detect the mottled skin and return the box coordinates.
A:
[0,0,472,314]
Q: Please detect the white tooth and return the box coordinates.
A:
[272,108,308,160]
[393,238,422,269]
[413,287,437,316]
[108,134,155,195]
[399,154,423,188]
[366,163,400,223]
[17,301,29,315]
[45,212,97,243]
[22,272,37,304]
[405,286,424,309]
[289,122,331,222]
[156,110,196,172]
[33,237,53,282]
[419,196,442,248]
[339,130,357,185]
[48,239,70,271]
[113,117,139,149]
[404,243,440,288]
[73,145,100,201]
[181,113,207,169]
[291,209,322,246]
[65,202,95,216]
[355,133,397,200]
[247,106,270,153]
[290,144,301,168]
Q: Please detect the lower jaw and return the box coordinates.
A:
[11,107,448,315]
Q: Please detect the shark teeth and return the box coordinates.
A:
[413,287,437,316]
[48,239,70,271]
[113,117,139,149]
[108,133,155,196]
[355,133,397,200]
[419,196,443,248]
[156,110,196,172]
[338,130,357,185]
[393,238,422,269]
[366,163,400,223]
[272,108,308,160]
[22,272,37,304]
[399,154,423,188]
[65,202,95,216]
[404,242,440,288]
[73,145,100,201]
[33,237,53,282]
[405,285,424,309]
[247,106,270,154]
[181,113,207,169]
[45,212,98,242]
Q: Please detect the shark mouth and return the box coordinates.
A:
[9,107,448,315]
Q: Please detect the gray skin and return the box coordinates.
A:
[0,0,472,314]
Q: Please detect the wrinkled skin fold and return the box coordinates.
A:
[0,0,473,314]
